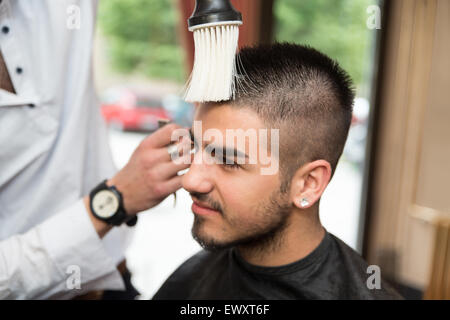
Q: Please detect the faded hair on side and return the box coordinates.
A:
[227,42,355,191]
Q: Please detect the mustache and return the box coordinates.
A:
[190,192,223,214]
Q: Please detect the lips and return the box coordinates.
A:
[191,200,220,216]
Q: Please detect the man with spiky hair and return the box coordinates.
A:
[153,43,402,300]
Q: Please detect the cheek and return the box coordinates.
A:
[220,175,278,219]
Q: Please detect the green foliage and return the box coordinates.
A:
[98,0,184,82]
[98,0,377,89]
[275,0,377,90]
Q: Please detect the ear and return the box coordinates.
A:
[289,160,332,209]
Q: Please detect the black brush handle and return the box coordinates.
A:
[188,0,242,28]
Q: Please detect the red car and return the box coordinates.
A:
[101,89,170,132]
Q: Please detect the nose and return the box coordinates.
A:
[182,151,214,194]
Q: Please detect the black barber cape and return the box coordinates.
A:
[153,231,403,300]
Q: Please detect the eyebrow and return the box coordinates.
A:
[190,129,249,160]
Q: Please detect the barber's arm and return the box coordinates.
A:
[0,123,191,299]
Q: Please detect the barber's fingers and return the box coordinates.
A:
[145,133,192,162]
[158,153,193,180]
[151,139,194,163]
[142,123,190,149]
[159,174,184,196]
[150,147,173,163]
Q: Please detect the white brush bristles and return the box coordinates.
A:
[183,24,240,103]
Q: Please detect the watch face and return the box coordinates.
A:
[92,190,119,219]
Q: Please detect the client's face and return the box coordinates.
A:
[182,104,292,251]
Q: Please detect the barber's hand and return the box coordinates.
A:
[107,123,192,216]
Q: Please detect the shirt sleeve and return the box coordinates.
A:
[0,199,125,300]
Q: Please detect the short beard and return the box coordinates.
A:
[191,189,291,255]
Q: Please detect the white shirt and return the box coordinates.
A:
[0,0,133,299]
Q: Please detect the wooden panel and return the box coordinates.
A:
[415,0,450,213]
[424,220,450,299]
[365,0,450,290]
[417,0,450,298]
[394,0,437,288]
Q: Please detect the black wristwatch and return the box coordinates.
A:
[89,180,137,227]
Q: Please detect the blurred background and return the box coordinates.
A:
[93,0,450,300]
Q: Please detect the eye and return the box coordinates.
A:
[222,162,240,170]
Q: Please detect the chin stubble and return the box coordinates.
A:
[191,190,292,254]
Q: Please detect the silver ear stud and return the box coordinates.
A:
[300,198,309,207]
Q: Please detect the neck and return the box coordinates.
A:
[237,207,326,267]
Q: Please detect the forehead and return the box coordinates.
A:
[194,103,263,131]
[193,103,280,175]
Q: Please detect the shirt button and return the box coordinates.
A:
[16,67,23,74]
[2,26,9,34]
